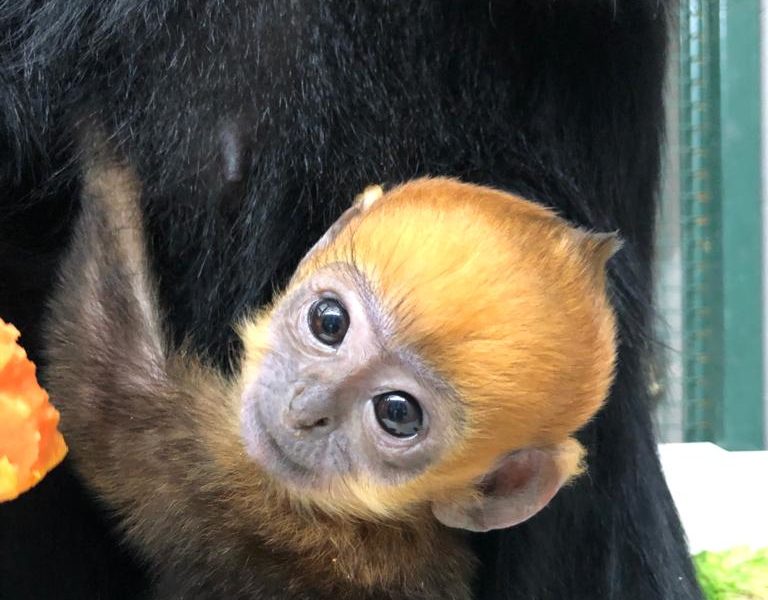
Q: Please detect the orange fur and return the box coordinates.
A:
[244,177,618,518]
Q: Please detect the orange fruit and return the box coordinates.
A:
[0,319,67,501]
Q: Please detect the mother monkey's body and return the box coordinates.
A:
[0,2,700,599]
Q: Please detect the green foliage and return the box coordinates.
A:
[694,548,768,599]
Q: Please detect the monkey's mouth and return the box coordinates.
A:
[241,392,319,486]
[260,426,314,481]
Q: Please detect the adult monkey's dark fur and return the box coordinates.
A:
[0,1,701,599]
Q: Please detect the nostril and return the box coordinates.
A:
[296,416,330,431]
[285,410,333,432]
[284,389,335,432]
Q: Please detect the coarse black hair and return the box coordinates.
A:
[0,1,701,598]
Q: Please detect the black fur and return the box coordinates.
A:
[0,1,701,599]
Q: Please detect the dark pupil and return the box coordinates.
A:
[373,392,423,438]
[309,298,349,345]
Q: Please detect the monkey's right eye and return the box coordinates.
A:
[308,298,350,346]
[373,391,423,438]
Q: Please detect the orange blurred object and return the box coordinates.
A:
[0,318,67,501]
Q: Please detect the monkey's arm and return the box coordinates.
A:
[45,155,181,540]
[43,158,443,600]
[43,158,254,597]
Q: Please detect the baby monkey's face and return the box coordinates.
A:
[240,263,463,496]
[236,178,617,529]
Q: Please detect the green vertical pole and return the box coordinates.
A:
[719,0,764,450]
[679,0,724,442]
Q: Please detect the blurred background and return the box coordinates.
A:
[654,0,765,451]
[654,4,767,594]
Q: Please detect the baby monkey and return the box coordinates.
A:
[46,151,618,599]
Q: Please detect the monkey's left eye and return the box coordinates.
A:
[308,298,349,346]
[373,392,423,438]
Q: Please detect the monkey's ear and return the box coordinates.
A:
[297,185,384,269]
[431,440,583,532]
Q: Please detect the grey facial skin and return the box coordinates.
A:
[241,263,465,492]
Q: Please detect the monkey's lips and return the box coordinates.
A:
[259,424,314,480]
[240,390,320,487]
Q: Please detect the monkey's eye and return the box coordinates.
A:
[373,392,423,438]
[308,298,349,346]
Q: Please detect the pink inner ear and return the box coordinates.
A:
[480,450,539,496]
[432,448,569,532]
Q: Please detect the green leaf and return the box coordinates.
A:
[694,548,768,599]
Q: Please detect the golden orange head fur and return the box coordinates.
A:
[246,177,618,517]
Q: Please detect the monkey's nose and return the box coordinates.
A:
[284,392,336,434]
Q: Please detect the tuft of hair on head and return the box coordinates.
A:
[355,184,385,210]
